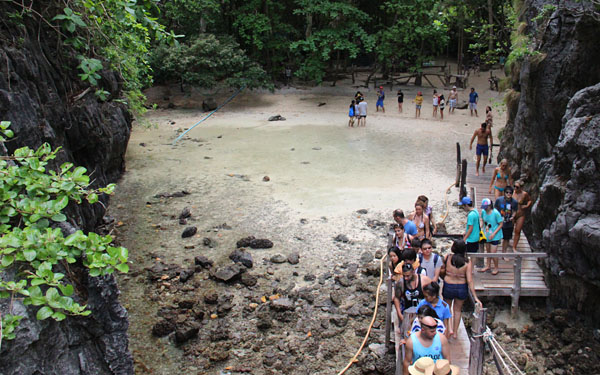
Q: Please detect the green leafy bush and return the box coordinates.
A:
[0,121,128,343]
[152,34,271,89]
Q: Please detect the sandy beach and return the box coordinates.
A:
[110,69,507,374]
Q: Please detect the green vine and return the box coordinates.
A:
[48,1,178,114]
[0,121,128,342]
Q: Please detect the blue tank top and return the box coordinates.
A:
[411,332,443,363]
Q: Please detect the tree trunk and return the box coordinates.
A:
[488,0,494,52]
[306,13,313,39]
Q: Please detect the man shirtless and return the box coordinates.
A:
[448,86,458,114]
[469,122,493,176]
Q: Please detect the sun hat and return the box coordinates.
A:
[457,196,472,206]
[452,85,457,89]
[424,359,460,375]
[481,198,492,209]
[409,357,435,375]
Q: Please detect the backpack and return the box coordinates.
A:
[417,253,440,277]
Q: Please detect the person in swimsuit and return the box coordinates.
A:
[411,201,431,240]
[469,122,493,176]
[390,223,411,250]
[348,100,357,127]
[489,159,513,199]
[513,180,532,251]
[438,94,445,120]
[441,239,482,339]
[417,195,437,234]
[485,106,493,130]
[397,89,404,113]
[393,263,432,323]
[432,90,439,118]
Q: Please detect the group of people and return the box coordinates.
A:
[385,198,482,375]
[348,86,483,125]
[459,164,532,274]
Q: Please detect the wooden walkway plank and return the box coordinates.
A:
[462,158,550,304]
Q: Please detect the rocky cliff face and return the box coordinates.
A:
[0,2,133,374]
[499,0,600,319]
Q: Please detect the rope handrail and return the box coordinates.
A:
[172,85,246,145]
[472,326,525,375]
[336,254,387,375]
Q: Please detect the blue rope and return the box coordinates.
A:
[172,85,246,145]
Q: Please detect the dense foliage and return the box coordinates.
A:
[0,122,128,342]
[151,0,516,85]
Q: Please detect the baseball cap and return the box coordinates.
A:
[452,85,457,89]
[481,198,492,209]
[379,86,383,89]
[458,196,472,206]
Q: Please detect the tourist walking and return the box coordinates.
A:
[376,86,385,112]
[459,196,480,253]
[469,87,478,117]
[512,180,532,251]
[403,315,449,374]
[432,90,439,118]
[469,122,493,176]
[448,86,458,114]
[441,239,482,339]
[414,91,423,118]
[438,94,445,120]
[357,98,368,126]
[494,186,518,256]
[348,100,357,127]
[479,198,503,275]
[397,89,404,113]
[489,159,513,199]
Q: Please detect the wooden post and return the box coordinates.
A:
[460,159,468,200]
[385,278,392,350]
[511,255,522,317]
[469,306,487,375]
[455,143,461,187]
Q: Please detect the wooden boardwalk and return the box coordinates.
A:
[463,159,549,300]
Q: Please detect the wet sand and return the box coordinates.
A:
[110,71,506,374]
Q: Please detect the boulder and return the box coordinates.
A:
[202,97,218,111]
[229,249,253,268]
[211,264,243,283]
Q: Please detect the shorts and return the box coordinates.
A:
[443,282,469,300]
[487,240,500,245]
[376,98,384,107]
[416,105,422,109]
[449,99,457,108]
[502,227,514,240]
[476,144,489,156]
[398,97,404,103]
[469,102,477,110]
[359,115,367,118]
[466,241,479,253]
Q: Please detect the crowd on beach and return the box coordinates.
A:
[348,86,489,127]
[387,163,532,374]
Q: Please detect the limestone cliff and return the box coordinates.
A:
[499,0,600,319]
[0,2,133,374]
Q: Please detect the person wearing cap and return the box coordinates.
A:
[459,196,480,253]
[376,86,385,113]
[414,91,424,118]
[494,186,518,257]
[424,359,460,375]
[403,316,449,375]
[479,198,503,275]
[448,86,458,114]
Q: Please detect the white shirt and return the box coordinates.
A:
[357,101,367,116]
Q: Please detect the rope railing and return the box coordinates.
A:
[472,326,525,375]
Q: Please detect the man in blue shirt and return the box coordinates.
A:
[469,87,479,117]
[459,196,480,253]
